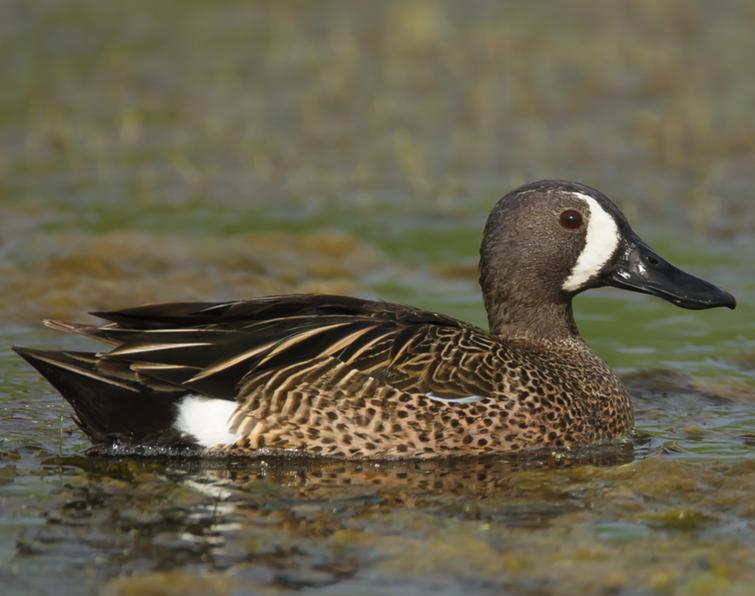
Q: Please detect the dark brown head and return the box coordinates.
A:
[479,180,735,340]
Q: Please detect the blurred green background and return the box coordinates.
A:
[2,0,753,320]
[2,0,753,373]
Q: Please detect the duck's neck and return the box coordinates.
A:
[484,293,579,341]
[479,238,582,342]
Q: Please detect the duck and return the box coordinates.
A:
[13,180,736,459]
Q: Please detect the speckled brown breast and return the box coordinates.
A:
[210,317,634,459]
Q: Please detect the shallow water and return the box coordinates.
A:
[1,1,754,594]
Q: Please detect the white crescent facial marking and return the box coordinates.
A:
[425,392,484,404]
[562,192,620,292]
[175,395,239,447]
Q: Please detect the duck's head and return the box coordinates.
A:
[480,180,736,339]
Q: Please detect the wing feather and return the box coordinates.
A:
[43,294,497,415]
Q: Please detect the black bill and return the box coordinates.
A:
[605,234,736,310]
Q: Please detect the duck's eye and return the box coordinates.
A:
[559,209,583,230]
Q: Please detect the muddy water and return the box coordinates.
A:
[1,1,754,594]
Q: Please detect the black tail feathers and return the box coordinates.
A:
[13,347,193,447]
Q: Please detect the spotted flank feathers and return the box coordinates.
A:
[14,180,735,459]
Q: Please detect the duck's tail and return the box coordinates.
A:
[12,347,194,447]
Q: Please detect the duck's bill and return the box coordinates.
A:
[605,235,736,310]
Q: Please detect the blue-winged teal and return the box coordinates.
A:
[14,180,735,459]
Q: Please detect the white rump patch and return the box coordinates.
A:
[562,192,620,291]
[174,395,239,448]
[425,392,484,404]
